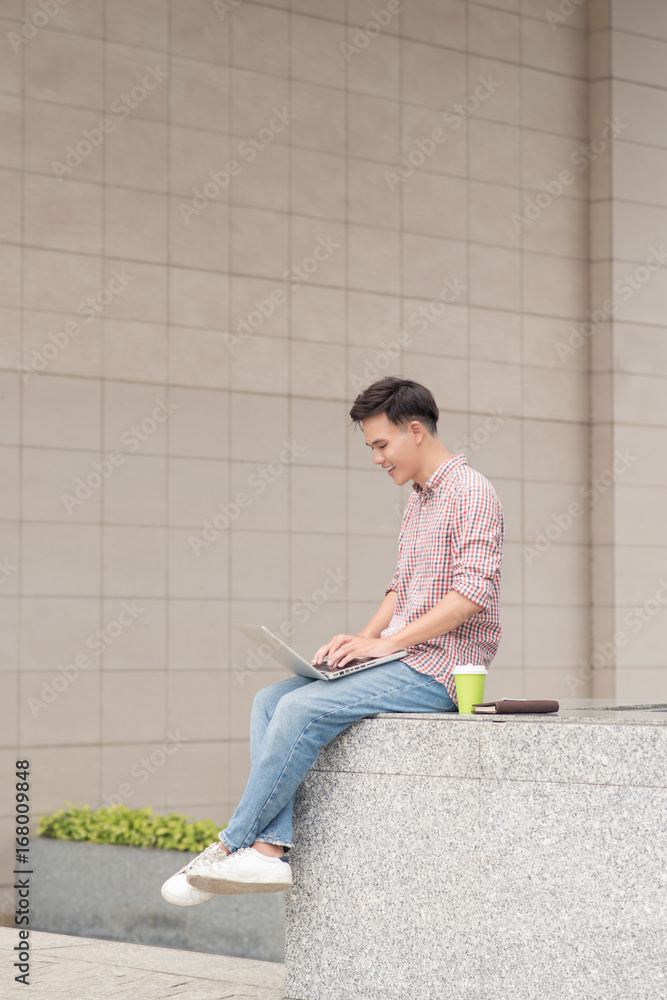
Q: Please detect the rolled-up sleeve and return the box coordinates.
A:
[450,485,503,611]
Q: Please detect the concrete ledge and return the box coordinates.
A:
[31,839,284,962]
[285,702,667,1000]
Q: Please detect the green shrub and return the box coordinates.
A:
[37,804,225,853]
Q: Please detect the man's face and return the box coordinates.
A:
[362,412,421,486]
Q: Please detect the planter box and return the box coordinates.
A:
[31,838,284,962]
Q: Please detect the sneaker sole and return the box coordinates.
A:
[160,889,214,906]
[187,873,292,895]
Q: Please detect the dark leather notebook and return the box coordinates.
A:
[472,699,559,714]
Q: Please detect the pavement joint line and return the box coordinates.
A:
[31,954,280,988]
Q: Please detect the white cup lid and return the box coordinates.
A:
[452,663,488,675]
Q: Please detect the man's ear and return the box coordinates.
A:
[408,420,424,444]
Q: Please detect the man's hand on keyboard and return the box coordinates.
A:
[312,634,396,670]
[311,634,357,668]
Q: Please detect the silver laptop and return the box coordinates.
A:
[234,623,408,681]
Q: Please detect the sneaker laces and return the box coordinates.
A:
[180,840,228,875]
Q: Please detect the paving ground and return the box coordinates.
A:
[1,928,289,1000]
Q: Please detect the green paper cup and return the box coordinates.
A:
[453,664,487,714]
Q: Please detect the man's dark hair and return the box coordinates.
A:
[349,377,439,435]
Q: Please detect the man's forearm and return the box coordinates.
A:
[384,589,483,651]
[358,590,398,639]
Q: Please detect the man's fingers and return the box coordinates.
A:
[313,634,355,664]
[326,638,345,658]
[328,638,356,664]
[313,639,338,663]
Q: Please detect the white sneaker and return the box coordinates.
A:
[160,837,229,906]
[186,846,293,895]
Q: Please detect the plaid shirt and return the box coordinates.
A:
[381,453,503,705]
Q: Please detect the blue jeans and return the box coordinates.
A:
[220,659,457,853]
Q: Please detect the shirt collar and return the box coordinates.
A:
[412,453,467,498]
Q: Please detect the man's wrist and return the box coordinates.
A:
[381,632,407,653]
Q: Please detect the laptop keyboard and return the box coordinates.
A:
[320,657,368,671]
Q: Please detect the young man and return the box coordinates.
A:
[162,376,503,904]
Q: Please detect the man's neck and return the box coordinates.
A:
[413,448,454,489]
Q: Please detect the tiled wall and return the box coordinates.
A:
[588,0,667,702]
[1,0,664,911]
